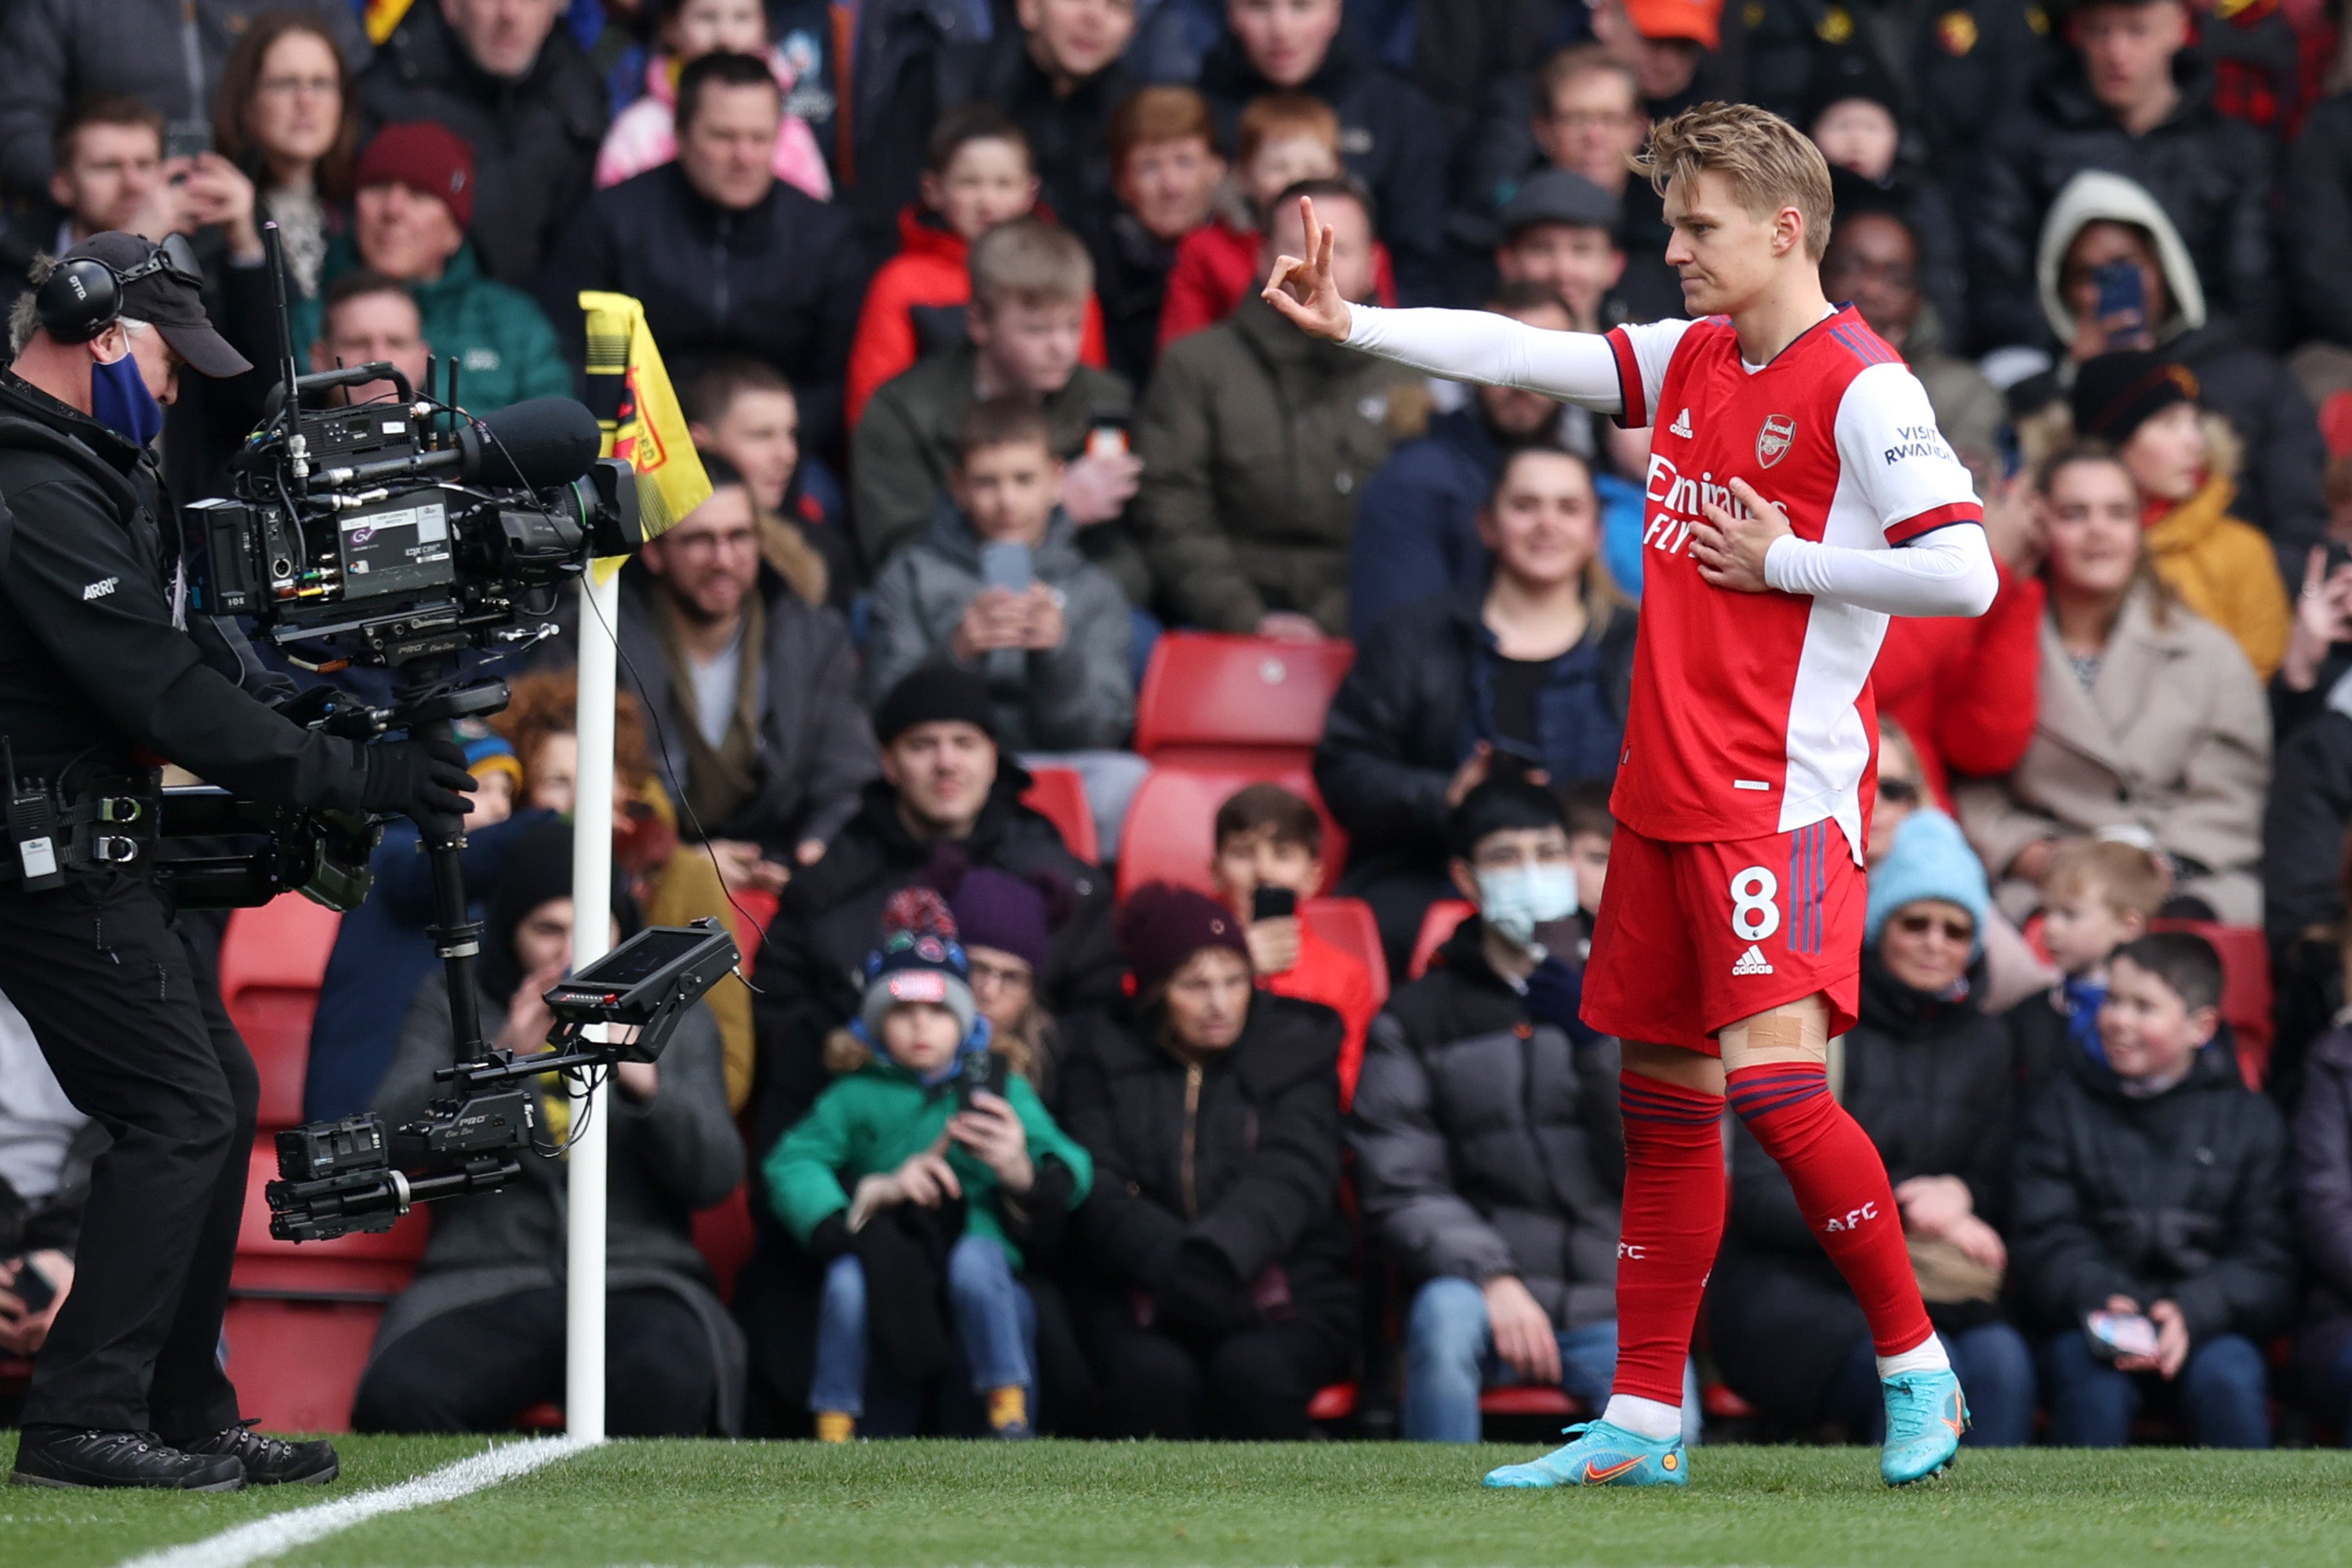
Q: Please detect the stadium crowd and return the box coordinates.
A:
[19,0,2352,1453]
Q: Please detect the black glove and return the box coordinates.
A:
[360,736,476,821]
[1160,1238,1258,1334]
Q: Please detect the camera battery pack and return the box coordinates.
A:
[7,782,63,891]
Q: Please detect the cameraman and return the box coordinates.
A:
[0,233,474,1491]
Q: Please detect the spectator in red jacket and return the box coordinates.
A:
[1208,783,1379,1109]
[1157,92,1394,354]
[846,104,1108,430]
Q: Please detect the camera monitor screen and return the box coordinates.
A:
[574,927,718,989]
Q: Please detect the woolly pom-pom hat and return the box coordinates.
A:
[861,886,978,1039]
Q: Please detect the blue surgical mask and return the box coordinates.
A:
[89,349,162,448]
[1477,864,1578,950]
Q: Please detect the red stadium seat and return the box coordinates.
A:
[1134,633,1354,757]
[1020,765,1101,864]
[1307,1381,1359,1422]
[1408,901,1476,979]
[1114,760,1347,901]
[226,1133,430,1430]
[692,1184,756,1305]
[2322,390,2352,459]
[2151,920,2274,1089]
[1302,896,1389,1005]
[726,887,779,980]
[218,895,343,1127]
[1480,1386,1584,1418]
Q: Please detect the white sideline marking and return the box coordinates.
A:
[114,1436,591,1568]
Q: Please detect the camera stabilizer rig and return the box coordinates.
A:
[161,220,731,1240]
[267,918,742,1242]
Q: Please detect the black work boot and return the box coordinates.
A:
[9,1425,245,1490]
[180,1421,339,1485]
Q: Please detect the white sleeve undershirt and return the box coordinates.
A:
[1762,524,1998,617]
[1341,302,1626,412]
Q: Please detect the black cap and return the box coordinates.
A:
[67,231,252,379]
[874,663,996,744]
[1497,169,1622,239]
[2071,351,2198,446]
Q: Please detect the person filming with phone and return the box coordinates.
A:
[866,397,1147,860]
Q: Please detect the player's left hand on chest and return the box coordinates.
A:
[1691,477,1792,593]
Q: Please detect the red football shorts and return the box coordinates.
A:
[1581,819,1864,1054]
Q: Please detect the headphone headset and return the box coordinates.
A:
[32,233,203,344]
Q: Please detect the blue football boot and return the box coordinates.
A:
[1880,1368,1968,1486]
[1480,1420,1689,1489]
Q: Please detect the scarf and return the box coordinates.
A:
[651,590,765,831]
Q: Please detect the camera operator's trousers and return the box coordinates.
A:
[0,868,255,1437]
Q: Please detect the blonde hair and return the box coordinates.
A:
[1632,101,1835,261]
[968,216,1093,314]
[2044,839,2170,921]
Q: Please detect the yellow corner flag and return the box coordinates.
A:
[362,0,416,46]
[578,292,712,574]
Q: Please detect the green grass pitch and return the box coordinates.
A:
[10,1434,2352,1568]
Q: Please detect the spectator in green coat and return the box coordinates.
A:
[290,122,572,413]
[766,887,1092,1440]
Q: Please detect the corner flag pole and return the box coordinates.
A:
[568,292,713,1443]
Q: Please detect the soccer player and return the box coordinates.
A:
[1265,103,1998,1489]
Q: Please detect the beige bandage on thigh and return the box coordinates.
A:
[1717,993,1831,1072]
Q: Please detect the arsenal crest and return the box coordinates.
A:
[1757,413,1797,468]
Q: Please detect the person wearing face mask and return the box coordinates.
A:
[0,232,475,1490]
[1355,778,1707,1446]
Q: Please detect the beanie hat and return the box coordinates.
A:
[1116,881,1251,997]
[873,663,996,745]
[1804,44,1904,136]
[861,886,978,1040]
[463,731,522,790]
[1622,0,1722,49]
[1864,809,1991,957]
[356,122,476,230]
[2072,350,2198,446]
[924,843,1066,974]
[478,815,641,1003]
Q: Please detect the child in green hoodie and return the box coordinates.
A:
[766,887,1091,1439]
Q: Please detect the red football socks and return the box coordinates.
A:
[1611,1071,1727,1405]
[1726,1062,1933,1357]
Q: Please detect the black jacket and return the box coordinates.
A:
[360,3,608,287]
[0,374,366,804]
[2293,1027,2352,1327]
[1196,30,1451,304]
[2281,93,2352,347]
[1316,585,1636,880]
[1709,953,2017,1422]
[748,770,1120,1148]
[961,34,1130,260]
[1351,916,1624,1330]
[1973,49,2280,352]
[2012,1039,2298,1341]
[1059,993,1357,1344]
[2262,705,2352,948]
[537,162,866,457]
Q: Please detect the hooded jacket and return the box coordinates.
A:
[863,501,1136,752]
[360,2,608,287]
[2021,170,2328,578]
[1977,49,2279,352]
[2012,1036,2296,1343]
[844,207,1111,432]
[1956,583,2270,925]
[2143,466,2292,681]
[1710,950,2017,1422]
[1351,914,1624,1332]
[537,161,866,456]
[1134,296,1424,635]
[294,235,575,415]
[1059,993,1358,1344]
[1194,27,1450,304]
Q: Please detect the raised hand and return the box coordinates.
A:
[1260,195,1352,343]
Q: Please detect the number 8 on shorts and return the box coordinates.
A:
[1730,865,1780,942]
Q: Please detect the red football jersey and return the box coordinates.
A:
[1602,308,1982,855]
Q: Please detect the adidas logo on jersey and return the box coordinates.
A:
[1668,407,1693,438]
[1732,944,1774,976]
